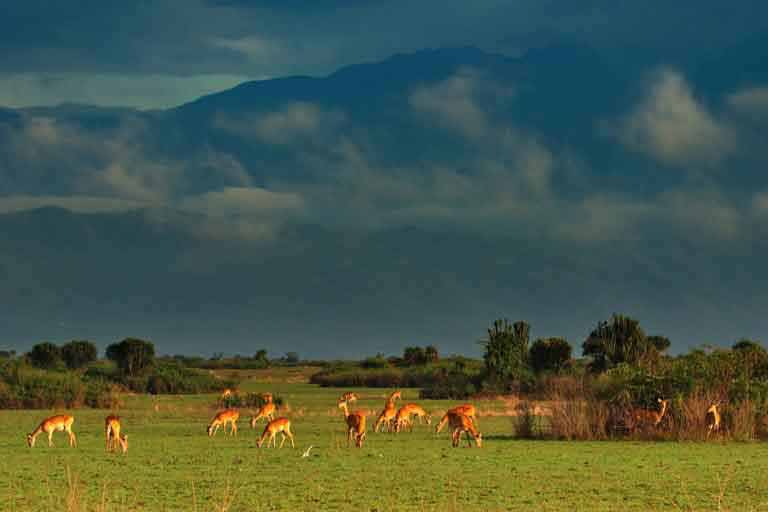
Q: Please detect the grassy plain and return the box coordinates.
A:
[1,367,768,511]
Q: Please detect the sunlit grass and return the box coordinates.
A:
[0,368,767,510]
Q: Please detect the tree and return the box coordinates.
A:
[254,349,268,362]
[424,345,439,364]
[61,340,98,369]
[529,337,572,374]
[481,319,530,383]
[27,342,62,369]
[106,338,155,376]
[582,314,667,373]
[284,352,300,364]
[403,346,426,366]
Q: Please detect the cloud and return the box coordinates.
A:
[0,72,253,109]
[728,87,768,119]
[613,70,735,167]
[215,102,346,145]
[177,186,304,217]
[0,195,146,214]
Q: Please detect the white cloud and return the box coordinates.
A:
[178,186,304,218]
[215,102,345,145]
[728,87,768,118]
[0,72,253,109]
[614,70,735,166]
[0,195,146,214]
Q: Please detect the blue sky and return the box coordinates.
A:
[1,1,767,357]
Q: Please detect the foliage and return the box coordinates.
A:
[481,319,531,390]
[26,342,62,369]
[284,352,300,364]
[403,346,426,366]
[582,314,668,373]
[106,338,156,377]
[60,340,98,370]
[361,354,389,369]
[529,337,572,374]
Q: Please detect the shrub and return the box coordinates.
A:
[27,342,62,369]
[61,340,98,370]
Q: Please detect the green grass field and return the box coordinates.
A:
[1,368,767,511]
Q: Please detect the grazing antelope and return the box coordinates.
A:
[207,409,239,437]
[706,403,721,439]
[250,401,277,428]
[339,392,359,405]
[221,388,234,400]
[338,400,366,447]
[449,413,482,448]
[27,415,77,448]
[630,398,669,431]
[436,404,477,434]
[257,417,295,448]
[105,415,128,454]
[394,404,432,432]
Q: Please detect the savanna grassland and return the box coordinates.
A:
[1,368,768,512]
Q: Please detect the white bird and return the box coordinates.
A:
[301,445,314,458]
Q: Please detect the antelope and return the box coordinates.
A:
[374,402,398,433]
[374,390,402,433]
[207,409,239,437]
[338,400,366,447]
[250,400,277,428]
[394,404,431,432]
[631,398,669,431]
[221,388,234,400]
[257,417,295,448]
[449,413,482,448]
[436,404,477,434]
[706,403,721,439]
[105,415,128,454]
[27,415,77,448]
[339,392,359,405]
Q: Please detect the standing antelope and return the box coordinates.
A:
[394,404,432,432]
[449,413,482,448]
[207,409,240,437]
[374,390,402,433]
[338,400,366,447]
[27,415,77,448]
[339,392,359,405]
[105,415,128,454]
[250,400,277,428]
[631,398,669,431]
[436,404,477,434]
[257,417,295,448]
[706,403,721,439]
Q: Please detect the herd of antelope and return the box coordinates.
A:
[24,390,724,452]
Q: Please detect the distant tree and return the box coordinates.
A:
[582,314,667,372]
[732,339,768,380]
[106,338,155,376]
[284,352,300,364]
[27,342,62,369]
[0,350,15,359]
[403,346,426,366]
[361,353,389,369]
[481,319,530,382]
[529,338,572,374]
[424,345,440,364]
[61,340,98,369]
[254,349,268,362]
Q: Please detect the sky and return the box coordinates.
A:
[1,1,767,358]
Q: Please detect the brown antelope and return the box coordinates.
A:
[257,417,295,448]
[105,415,128,454]
[375,402,398,433]
[449,413,482,448]
[374,390,402,433]
[27,415,77,448]
[339,392,359,405]
[250,401,277,428]
[436,404,477,434]
[338,400,366,447]
[207,409,239,437]
[706,403,721,439]
[630,398,669,431]
[394,404,432,432]
[221,388,234,400]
